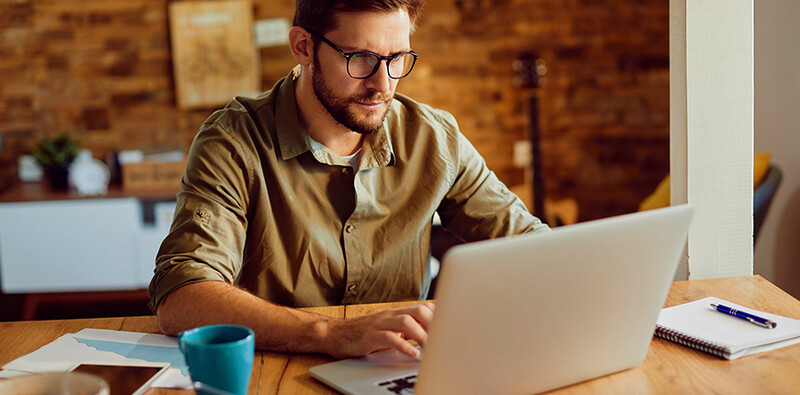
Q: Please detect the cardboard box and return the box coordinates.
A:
[122,160,186,192]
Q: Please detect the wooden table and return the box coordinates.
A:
[2,275,800,394]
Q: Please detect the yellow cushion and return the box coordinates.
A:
[639,174,671,211]
[638,152,772,211]
[753,152,771,187]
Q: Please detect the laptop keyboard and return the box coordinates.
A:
[377,374,417,394]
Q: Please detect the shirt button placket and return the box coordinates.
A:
[343,222,359,303]
[343,169,366,304]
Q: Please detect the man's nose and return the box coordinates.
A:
[364,61,392,93]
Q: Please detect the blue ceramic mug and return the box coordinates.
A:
[178,325,255,395]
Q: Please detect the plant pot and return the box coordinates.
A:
[46,165,70,190]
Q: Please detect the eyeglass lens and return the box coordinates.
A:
[348,52,416,79]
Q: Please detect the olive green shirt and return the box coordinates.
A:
[148,70,549,310]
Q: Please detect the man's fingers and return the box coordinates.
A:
[398,313,429,346]
[405,303,435,330]
[379,307,431,348]
[379,331,421,358]
[398,339,421,358]
[328,303,436,359]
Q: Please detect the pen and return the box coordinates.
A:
[710,303,777,329]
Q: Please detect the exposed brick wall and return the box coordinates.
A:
[0,0,211,189]
[0,0,669,222]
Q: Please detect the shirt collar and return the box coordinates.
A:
[273,66,395,168]
[275,66,310,160]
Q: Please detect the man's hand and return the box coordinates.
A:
[323,303,435,359]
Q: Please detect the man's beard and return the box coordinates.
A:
[312,55,392,135]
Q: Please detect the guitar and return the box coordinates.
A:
[513,53,578,226]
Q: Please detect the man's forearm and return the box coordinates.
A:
[156,281,331,354]
[157,280,435,359]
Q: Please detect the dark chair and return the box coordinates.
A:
[754,165,782,245]
[427,225,465,297]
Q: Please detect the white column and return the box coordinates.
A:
[669,0,754,279]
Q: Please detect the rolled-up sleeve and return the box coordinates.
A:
[148,116,253,311]
[436,111,550,241]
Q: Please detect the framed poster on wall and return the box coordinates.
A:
[168,0,261,109]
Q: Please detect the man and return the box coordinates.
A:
[149,0,549,359]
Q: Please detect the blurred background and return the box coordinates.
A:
[0,0,796,321]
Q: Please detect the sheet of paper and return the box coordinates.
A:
[1,328,191,388]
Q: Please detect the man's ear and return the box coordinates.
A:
[288,26,314,65]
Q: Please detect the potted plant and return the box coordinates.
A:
[31,133,80,190]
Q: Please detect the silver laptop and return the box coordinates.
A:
[311,204,694,394]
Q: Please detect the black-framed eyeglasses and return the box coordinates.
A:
[307,29,418,80]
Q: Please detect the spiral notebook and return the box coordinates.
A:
[655,297,800,360]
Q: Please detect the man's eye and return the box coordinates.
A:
[351,53,377,64]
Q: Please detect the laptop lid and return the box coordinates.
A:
[311,204,694,394]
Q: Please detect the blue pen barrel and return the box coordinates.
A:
[710,304,777,329]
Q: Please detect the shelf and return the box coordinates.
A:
[0,182,180,203]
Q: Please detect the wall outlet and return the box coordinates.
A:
[513,140,532,168]
[254,18,290,48]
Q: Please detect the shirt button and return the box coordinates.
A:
[345,224,355,233]
[341,167,351,175]
[347,283,358,292]
[196,210,209,219]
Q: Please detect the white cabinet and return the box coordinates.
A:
[0,192,174,294]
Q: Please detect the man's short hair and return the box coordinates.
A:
[293,0,426,36]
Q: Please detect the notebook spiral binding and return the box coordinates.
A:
[654,325,730,359]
